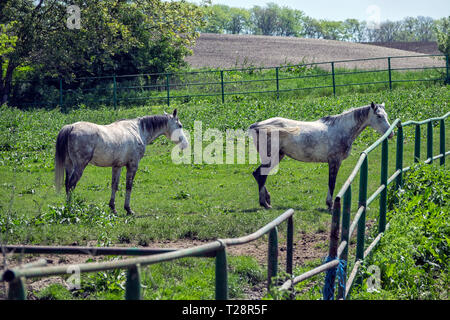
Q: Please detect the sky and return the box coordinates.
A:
[205,0,450,22]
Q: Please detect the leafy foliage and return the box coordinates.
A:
[1,0,205,105]
[355,165,449,299]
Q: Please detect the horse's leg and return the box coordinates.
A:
[252,152,284,209]
[66,163,87,194]
[252,165,270,208]
[65,146,93,197]
[64,160,74,195]
[109,166,122,214]
[124,163,138,215]
[326,159,342,211]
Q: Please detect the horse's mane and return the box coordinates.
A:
[320,105,371,126]
[139,115,169,135]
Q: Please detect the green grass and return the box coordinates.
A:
[0,84,448,299]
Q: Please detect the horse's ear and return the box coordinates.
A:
[163,111,168,115]
[370,102,377,111]
[173,109,178,118]
[381,102,385,108]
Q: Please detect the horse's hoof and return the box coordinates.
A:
[125,208,134,215]
[260,201,272,209]
[109,205,117,214]
[265,191,271,205]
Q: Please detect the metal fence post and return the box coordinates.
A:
[220,70,225,103]
[395,126,404,191]
[427,121,433,163]
[323,197,341,300]
[379,139,389,233]
[387,57,392,91]
[331,62,336,97]
[355,156,368,286]
[414,124,421,163]
[337,186,351,299]
[276,67,280,100]
[215,246,228,300]
[286,216,293,275]
[446,55,449,85]
[267,227,278,290]
[440,119,445,166]
[125,264,141,300]
[113,75,117,110]
[8,277,27,300]
[166,74,170,107]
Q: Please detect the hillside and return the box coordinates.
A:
[363,41,441,55]
[185,33,444,70]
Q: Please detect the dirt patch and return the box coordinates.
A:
[185,33,444,70]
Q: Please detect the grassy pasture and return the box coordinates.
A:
[0,84,448,299]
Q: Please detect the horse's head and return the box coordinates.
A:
[165,109,189,150]
[368,102,394,139]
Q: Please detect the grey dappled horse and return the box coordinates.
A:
[249,102,394,210]
[55,109,188,215]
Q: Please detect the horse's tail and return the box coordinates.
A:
[54,125,73,193]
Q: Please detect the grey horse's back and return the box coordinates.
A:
[54,125,73,192]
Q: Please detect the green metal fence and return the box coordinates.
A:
[9,54,448,109]
[1,209,294,300]
[279,111,449,299]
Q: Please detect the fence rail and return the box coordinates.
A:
[9,54,449,109]
[279,111,449,299]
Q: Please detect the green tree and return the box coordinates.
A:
[435,16,450,56]
[342,19,367,42]
[227,7,252,34]
[251,3,280,36]
[201,4,230,34]
[0,0,204,106]
[277,6,304,37]
[318,20,345,40]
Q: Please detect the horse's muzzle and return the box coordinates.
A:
[179,138,189,150]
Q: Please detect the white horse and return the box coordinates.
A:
[55,109,188,215]
[249,102,394,210]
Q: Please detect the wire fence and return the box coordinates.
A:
[9,54,449,109]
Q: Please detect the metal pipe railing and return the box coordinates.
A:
[2,209,295,300]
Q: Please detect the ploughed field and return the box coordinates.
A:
[185,33,443,70]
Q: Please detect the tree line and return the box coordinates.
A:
[200,2,448,43]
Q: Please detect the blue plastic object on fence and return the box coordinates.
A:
[337,259,347,295]
[322,256,347,300]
